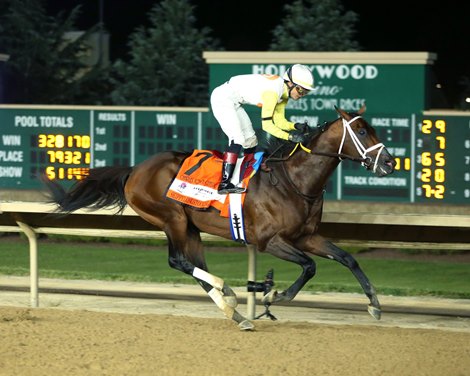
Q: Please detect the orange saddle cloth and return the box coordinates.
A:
[165,149,263,217]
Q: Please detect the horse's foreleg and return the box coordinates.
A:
[171,260,254,330]
[128,200,252,329]
[307,236,381,320]
[264,235,316,304]
[193,267,238,308]
[178,228,240,309]
[168,241,254,330]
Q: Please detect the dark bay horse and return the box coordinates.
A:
[43,106,396,330]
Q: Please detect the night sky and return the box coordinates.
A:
[45,0,469,105]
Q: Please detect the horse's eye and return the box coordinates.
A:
[358,128,366,136]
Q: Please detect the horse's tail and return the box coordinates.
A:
[42,166,133,214]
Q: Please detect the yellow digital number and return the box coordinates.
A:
[435,185,445,199]
[435,169,445,183]
[421,152,445,167]
[66,135,91,148]
[422,184,432,197]
[421,168,432,182]
[422,119,432,134]
[64,151,73,164]
[436,136,446,149]
[38,134,65,148]
[45,134,54,147]
[421,152,432,166]
[55,134,65,148]
[394,158,401,170]
[422,168,445,183]
[394,157,411,171]
[39,134,91,148]
[38,134,47,148]
[72,151,81,164]
[421,184,445,199]
[67,167,90,180]
[435,152,445,166]
[404,158,411,170]
[421,119,446,134]
[46,150,89,165]
[45,166,55,179]
[45,166,90,181]
[46,151,55,163]
[46,134,59,148]
[435,120,446,133]
[55,150,64,163]
[82,136,91,148]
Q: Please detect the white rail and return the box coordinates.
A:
[1,201,469,317]
[0,202,259,318]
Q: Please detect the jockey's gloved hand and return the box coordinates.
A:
[294,122,308,133]
[288,130,307,144]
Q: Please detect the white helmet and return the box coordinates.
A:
[283,64,314,91]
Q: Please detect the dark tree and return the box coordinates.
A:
[0,0,110,104]
[270,0,360,51]
[110,0,222,107]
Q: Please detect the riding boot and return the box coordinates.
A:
[218,152,246,194]
[239,152,254,180]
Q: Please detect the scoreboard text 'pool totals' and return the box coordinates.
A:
[1,107,469,204]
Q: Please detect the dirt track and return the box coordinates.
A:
[1,305,470,376]
[1,279,470,376]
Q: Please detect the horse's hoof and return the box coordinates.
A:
[261,290,277,304]
[368,304,381,320]
[223,295,238,308]
[238,320,255,331]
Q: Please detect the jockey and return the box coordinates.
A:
[210,64,315,194]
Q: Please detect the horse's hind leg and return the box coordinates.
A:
[307,235,381,320]
[167,226,254,331]
[263,235,317,304]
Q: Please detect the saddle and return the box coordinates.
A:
[166,149,263,217]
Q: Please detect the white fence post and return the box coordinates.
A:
[246,244,257,320]
[16,221,39,308]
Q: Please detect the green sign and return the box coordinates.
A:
[0,106,210,188]
[204,52,434,115]
[1,105,468,204]
[1,53,468,204]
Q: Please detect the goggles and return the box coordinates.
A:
[295,85,310,96]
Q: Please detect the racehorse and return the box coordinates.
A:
[43,105,396,330]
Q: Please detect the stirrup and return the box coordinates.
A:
[218,183,246,194]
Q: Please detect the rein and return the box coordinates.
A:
[263,115,385,201]
[297,143,366,163]
[264,139,367,166]
[265,116,384,166]
[279,156,323,202]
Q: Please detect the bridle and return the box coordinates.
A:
[266,115,383,166]
[264,115,386,200]
[296,116,385,172]
[337,116,385,173]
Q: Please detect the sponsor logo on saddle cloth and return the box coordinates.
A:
[166,150,263,218]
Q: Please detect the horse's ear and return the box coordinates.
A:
[334,106,349,119]
[358,103,367,115]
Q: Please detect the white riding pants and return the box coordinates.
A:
[210,82,258,149]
